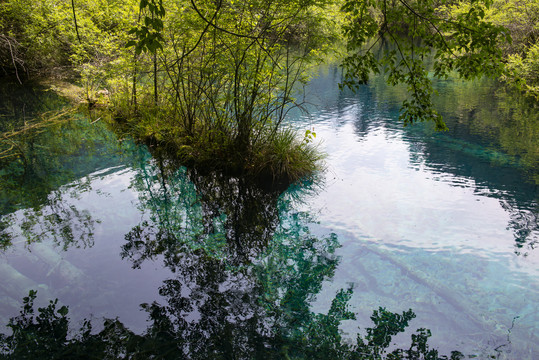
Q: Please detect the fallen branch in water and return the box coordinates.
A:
[1,108,77,140]
[0,108,78,161]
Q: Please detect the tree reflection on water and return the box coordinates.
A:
[0,70,533,360]
[122,154,283,267]
[1,156,471,360]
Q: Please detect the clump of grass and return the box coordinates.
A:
[252,127,325,184]
[102,97,325,186]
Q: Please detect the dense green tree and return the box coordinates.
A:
[0,0,138,84]
[114,0,333,182]
[487,0,539,98]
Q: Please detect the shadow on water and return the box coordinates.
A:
[0,125,472,359]
[122,150,285,268]
[1,144,525,358]
[0,80,68,132]
[0,82,143,251]
[405,81,539,255]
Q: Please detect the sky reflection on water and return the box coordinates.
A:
[0,69,538,358]
[292,66,539,357]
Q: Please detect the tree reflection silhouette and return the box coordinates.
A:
[122,152,283,267]
[0,148,506,359]
[8,156,463,359]
[119,156,348,356]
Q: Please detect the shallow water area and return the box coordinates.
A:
[0,69,538,358]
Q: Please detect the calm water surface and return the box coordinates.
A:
[0,70,538,358]
[292,67,539,356]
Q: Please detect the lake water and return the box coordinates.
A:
[0,69,538,358]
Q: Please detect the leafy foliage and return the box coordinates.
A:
[340,0,510,130]
[2,0,524,180]
[437,0,539,98]
[126,0,166,55]
[0,0,137,85]
[0,290,465,359]
[0,290,69,359]
[503,43,539,98]
[111,0,334,183]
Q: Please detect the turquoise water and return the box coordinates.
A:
[0,70,538,358]
[289,67,539,357]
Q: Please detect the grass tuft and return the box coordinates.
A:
[252,127,326,185]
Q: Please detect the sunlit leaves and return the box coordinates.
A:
[487,0,539,98]
[126,0,165,55]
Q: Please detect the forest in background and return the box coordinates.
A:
[0,1,537,96]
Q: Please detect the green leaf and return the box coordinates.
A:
[57,306,69,317]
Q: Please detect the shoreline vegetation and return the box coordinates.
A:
[2,0,337,187]
[39,78,327,187]
[1,0,537,186]
[109,107,326,187]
